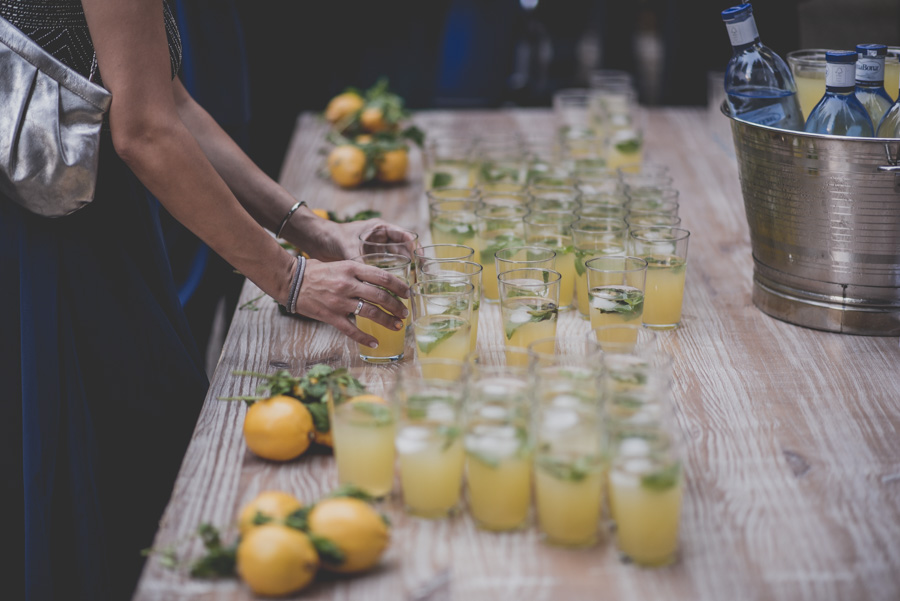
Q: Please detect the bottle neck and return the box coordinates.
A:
[826,62,856,94]
[855,56,885,87]
[725,14,760,51]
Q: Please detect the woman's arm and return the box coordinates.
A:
[171,79,412,262]
[80,0,408,345]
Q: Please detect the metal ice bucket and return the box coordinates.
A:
[723,105,900,335]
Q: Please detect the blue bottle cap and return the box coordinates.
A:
[721,3,752,21]
[856,43,887,57]
[826,50,857,64]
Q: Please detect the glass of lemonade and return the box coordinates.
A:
[393,368,466,518]
[423,137,477,190]
[464,360,534,531]
[410,280,474,375]
[427,189,482,246]
[497,268,561,356]
[474,204,529,302]
[414,243,475,272]
[608,426,683,567]
[419,260,483,353]
[351,253,411,363]
[534,364,605,547]
[575,166,624,197]
[625,188,680,214]
[359,226,420,261]
[474,141,530,188]
[585,256,648,341]
[526,186,582,212]
[479,191,528,208]
[576,199,628,220]
[786,49,829,121]
[628,227,690,330]
[524,212,579,311]
[330,375,396,499]
[572,217,628,319]
[625,211,683,229]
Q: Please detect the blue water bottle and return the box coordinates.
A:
[721,3,803,130]
[804,51,874,137]
[854,44,893,128]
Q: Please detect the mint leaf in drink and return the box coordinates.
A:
[467,449,500,468]
[615,138,642,154]
[351,401,393,425]
[432,172,453,188]
[504,304,558,340]
[590,287,643,318]
[479,233,522,264]
[417,318,461,354]
[574,249,592,276]
[641,461,681,491]
[438,425,461,451]
[537,455,597,482]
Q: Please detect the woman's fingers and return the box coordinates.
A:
[293,259,408,347]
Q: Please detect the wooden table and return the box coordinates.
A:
[134,109,900,601]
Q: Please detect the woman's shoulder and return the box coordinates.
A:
[0,0,182,81]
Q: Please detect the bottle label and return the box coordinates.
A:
[826,63,856,88]
[737,102,787,127]
[726,17,758,47]
[856,57,884,83]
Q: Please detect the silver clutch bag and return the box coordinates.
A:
[0,16,111,218]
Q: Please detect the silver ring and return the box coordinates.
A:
[353,299,365,316]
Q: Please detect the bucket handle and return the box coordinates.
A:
[879,144,900,191]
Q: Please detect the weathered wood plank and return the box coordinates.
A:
[135,108,900,601]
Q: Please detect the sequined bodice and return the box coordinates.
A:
[0,0,182,83]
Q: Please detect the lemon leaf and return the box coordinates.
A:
[309,534,346,566]
[284,506,311,531]
[641,461,681,492]
[305,402,330,434]
[329,484,377,503]
[189,524,237,578]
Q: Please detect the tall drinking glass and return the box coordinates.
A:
[427,193,482,247]
[410,280,475,377]
[351,253,411,363]
[534,364,605,547]
[474,205,529,303]
[585,256,648,342]
[394,369,466,518]
[497,268,561,358]
[464,360,534,531]
[419,260,483,353]
[628,227,690,330]
[524,212,579,311]
[572,218,628,319]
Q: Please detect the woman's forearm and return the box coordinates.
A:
[172,81,329,249]
[114,114,296,304]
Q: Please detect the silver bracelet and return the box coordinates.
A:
[287,255,307,314]
[275,200,307,239]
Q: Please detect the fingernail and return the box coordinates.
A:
[402,309,410,318]
[394,321,403,330]
[369,341,379,349]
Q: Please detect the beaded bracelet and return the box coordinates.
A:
[275,200,307,239]
[286,255,307,314]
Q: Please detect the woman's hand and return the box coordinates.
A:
[295,258,410,348]
[302,218,418,262]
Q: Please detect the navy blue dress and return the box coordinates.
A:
[0,3,209,600]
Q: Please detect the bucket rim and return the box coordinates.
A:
[719,100,900,143]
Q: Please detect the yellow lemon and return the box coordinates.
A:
[327,145,367,188]
[243,395,313,461]
[307,497,390,573]
[360,107,391,133]
[237,490,303,536]
[375,148,409,183]
[236,524,318,597]
[325,92,364,124]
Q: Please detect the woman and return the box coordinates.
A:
[0,1,411,599]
